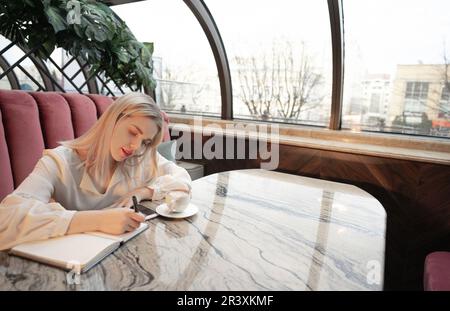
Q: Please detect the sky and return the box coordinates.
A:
[112,0,450,76]
[112,0,331,72]
[344,0,450,74]
[112,0,216,75]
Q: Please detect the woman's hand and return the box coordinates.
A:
[116,187,154,209]
[97,208,145,235]
[67,208,145,235]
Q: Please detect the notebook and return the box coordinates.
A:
[9,223,148,273]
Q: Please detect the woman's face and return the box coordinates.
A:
[110,115,159,162]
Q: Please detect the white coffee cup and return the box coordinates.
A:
[165,191,190,213]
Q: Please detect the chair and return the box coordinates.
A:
[423,251,450,291]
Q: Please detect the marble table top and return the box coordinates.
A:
[0,169,386,290]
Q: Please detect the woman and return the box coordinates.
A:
[0,92,191,250]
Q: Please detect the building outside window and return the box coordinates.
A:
[343,0,450,137]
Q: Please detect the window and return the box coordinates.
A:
[0,37,92,93]
[0,37,45,91]
[47,48,90,93]
[439,85,450,118]
[112,0,220,116]
[369,94,381,113]
[0,68,11,90]
[205,0,332,125]
[404,82,429,113]
[342,0,450,137]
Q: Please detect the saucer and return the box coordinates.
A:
[156,203,199,219]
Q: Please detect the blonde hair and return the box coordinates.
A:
[61,92,163,186]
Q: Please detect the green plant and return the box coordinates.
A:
[0,0,155,91]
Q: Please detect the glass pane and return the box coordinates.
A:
[47,48,89,93]
[343,0,450,138]
[0,36,45,91]
[206,0,332,125]
[112,0,221,116]
[0,68,12,90]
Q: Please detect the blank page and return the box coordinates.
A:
[10,234,119,271]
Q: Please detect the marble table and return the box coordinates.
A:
[0,169,386,290]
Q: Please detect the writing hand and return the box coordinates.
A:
[97,208,145,235]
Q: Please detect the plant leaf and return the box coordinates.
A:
[44,5,67,33]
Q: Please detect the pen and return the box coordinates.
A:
[132,195,138,213]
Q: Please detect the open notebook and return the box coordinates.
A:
[9,223,148,273]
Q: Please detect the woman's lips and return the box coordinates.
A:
[121,147,132,157]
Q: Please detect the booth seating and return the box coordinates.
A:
[0,89,203,202]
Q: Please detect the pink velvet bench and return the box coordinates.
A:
[0,90,170,202]
[424,251,450,291]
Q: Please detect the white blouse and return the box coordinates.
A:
[0,146,192,250]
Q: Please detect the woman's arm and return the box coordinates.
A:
[111,153,192,209]
[0,155,75,250]
[146,153,192,201]
[67,209,144,235]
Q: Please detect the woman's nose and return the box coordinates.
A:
[129,139,141,150]
[129,143,138,150]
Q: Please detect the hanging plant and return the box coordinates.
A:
[0,0,155,91]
